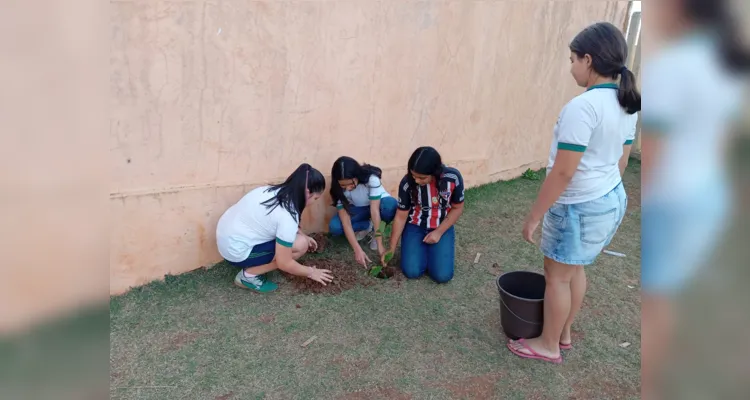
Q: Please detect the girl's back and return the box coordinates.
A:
[644,33,745,202]
[548,85,638,204]
[217,186,298,261]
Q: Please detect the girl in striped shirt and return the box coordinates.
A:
[387,147,465,283]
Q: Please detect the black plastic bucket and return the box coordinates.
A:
[496,271,546,340]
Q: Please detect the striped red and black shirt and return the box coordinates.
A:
[397,167,465,230]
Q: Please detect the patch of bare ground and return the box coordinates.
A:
[162,332,203,352]
[433,372,505,399]
[336,388,412,400]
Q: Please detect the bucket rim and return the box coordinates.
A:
[496,271,545,303]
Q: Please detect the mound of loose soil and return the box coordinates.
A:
[309,233,328,253]
[283,253,403,294]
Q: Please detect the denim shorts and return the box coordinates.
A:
[641,182,730,295]
[541,182,627,265]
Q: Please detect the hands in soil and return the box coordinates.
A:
[369,251,395,278]
[307,266,333,286]
[354,247,371,269]
[306,235,318,252]
[380,251,394,267]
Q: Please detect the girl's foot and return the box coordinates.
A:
[560,328,572,349]
[234,270,278,293]
[369,237,379,251]
[508,337,561,362]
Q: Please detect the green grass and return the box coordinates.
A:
[110,162,642,400]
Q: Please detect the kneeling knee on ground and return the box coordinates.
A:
[428,270,453,284]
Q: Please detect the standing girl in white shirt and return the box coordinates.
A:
[216,164,334,293]
[508,22,641,363]
[329,156,398,268]
[640,0,748,397]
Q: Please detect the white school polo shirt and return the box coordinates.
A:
[336,175,390,209]
[641,32,744,203]
[547,83,639,204]
[216,186,300,262]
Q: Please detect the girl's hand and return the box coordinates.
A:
[307,266,333,286]
[306,236,318,252]
[380,251,389,267]
[522,214,541,244]
[423,230,443,244]
[354,247,371,269]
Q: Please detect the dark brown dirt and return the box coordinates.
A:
[291,258,365,294]
[309,232,328,253]
[369,265,398,279]
[282,258,373,294]
[283,255,403,294]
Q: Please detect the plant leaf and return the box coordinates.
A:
[378,221,386,234]
[369,265,383,277]
[384,251,394,264]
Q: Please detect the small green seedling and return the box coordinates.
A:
[368,265,383,277]
[374,221,387,238]
[368,251,394,278]
[368,222,395,278]
[521,168,541,181]
[383,251,394,265]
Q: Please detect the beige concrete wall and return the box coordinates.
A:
[110,0,629,294]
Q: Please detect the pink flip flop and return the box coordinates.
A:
[559,342,572,350]
[507,338,563,364]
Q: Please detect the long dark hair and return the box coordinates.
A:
[570,22,641,114]
[262,163,325,221]
[406,147,444,205]
[683,0,750,72]
[329,156,382,212]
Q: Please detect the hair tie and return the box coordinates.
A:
[619,65,628,74]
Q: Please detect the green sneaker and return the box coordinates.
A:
[234,271,278,293]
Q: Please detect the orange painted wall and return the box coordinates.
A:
[110,0,629,294]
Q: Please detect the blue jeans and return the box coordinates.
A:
[400,223,455,283]
[329,196,398,235]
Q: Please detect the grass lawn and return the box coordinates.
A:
[110,162,642,400]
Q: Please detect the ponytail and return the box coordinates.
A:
[360,164,382,180]
[263,163,325,220]
[618,67,641,114]
[569,22,642,114]
[683,0,750,73]
[714,7,750,72]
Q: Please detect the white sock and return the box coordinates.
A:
[243,270,257,278]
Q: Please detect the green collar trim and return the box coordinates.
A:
[587,83,618,91]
